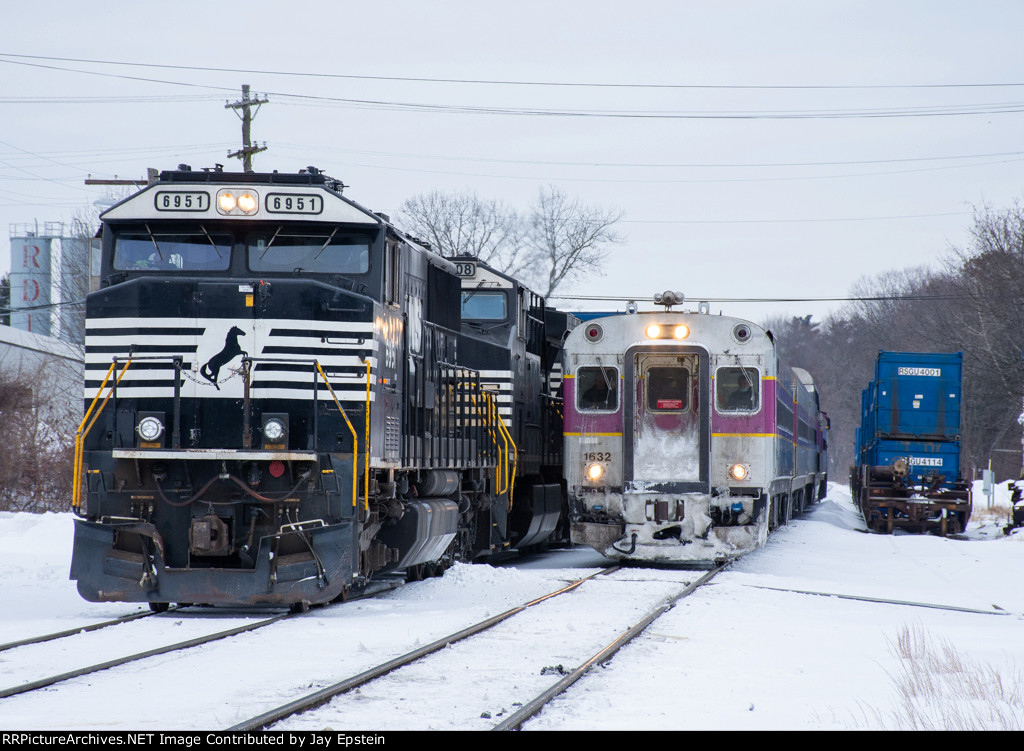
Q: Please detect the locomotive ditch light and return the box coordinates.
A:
[728,463,748,481]
[136,413,165,446]
[262,413,289,449]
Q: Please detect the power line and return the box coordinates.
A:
[4,56,1024,121]
[0,298,84,315]
[2,52,1023,91]
[320,155,1024,186]
[275,143,1024,170]
[0,95,220,104]
[549,293,976,303]
[269,91,1024,120]
[622,211,971,224]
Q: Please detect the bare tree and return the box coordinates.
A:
[398,189,530,276]
[398,186,625,297]
[0,273,9,326]
[525,185,624,298]
[0,358,78,512]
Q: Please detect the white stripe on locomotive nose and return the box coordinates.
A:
[82,386,379,402]
[85,316,377,332]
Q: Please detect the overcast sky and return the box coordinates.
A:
[3,1,1024,323]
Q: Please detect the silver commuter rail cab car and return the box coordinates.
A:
[564,293,828,563]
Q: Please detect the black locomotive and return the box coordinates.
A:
[70,166,574,609]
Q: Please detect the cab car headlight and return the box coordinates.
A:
[728,463,748,481]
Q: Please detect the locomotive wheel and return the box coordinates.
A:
[405,564,425,582]
[148,602,170,613]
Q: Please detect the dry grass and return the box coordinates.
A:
[970,503,1013,524]
[861,625,1024,730]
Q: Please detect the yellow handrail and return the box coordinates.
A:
[72,359,132,512]
[483,391,517,498]
[314,362,361,512]
[471,392,502,493]
[486,391,518,503]
[486,392,506,494]
[364,360,371,507]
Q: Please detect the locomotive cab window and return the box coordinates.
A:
[113,227,232,271]
[247,229,371,274]
[577,366,618,411]
[716,366,760,412]
[647,366,690,411]
[461,289,508,321]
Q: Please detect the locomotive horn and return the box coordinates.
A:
[653,290,685,308]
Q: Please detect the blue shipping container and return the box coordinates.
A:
[871,351,962,440]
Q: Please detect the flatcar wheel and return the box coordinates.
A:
[148,602,170,614]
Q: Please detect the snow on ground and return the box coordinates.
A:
[0,483,1021,731]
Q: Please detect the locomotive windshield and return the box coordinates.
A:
[577,366,619,411]
[113,226,232,271]
[461,290,508,321]
[647,366,690,411]
[247,229,371,274]
[716,366,760,412]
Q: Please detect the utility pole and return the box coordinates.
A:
[225,84,268,172]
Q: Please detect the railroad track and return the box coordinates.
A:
[0,611,292,700]
[0,580,405,702]
[0,608,167,654]
[232,563,727,731]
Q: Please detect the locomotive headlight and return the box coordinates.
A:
[586,462,605,481]
[216,189,259,215]
[137,416,165,441]
[645,324,661,339]
[237,192,258,214]
[728,463,748,481]
[217,192,237,212]
[673,324,689,339]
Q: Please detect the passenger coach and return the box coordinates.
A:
[565,293,828,563]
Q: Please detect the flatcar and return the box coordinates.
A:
[564,293,828,563]
[69,165,570,609]
[850,350,971,535]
